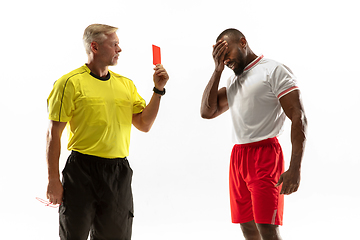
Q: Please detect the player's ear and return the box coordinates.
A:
[239,37,247,49]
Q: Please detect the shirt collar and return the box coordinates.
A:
[83,64,111,81]
[243,55,264,73]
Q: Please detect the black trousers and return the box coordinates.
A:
[59,151,134,240]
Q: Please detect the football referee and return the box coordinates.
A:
[46,24,169,240]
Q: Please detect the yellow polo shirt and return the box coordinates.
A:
[47,65,146,158]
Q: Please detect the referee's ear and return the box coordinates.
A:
[90,42,99,53]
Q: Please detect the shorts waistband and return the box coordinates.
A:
[237,137,279,148]
[71,151,127,164]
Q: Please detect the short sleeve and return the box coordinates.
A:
[270,64,299,99]
[131,83,146,114]
[47,78,75,122]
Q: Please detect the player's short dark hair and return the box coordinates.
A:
[216,28,245,43]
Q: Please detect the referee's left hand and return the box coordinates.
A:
[275,168,301,195]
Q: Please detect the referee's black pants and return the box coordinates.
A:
[59,151,134,240]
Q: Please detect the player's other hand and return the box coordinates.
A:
[275,168,301,195]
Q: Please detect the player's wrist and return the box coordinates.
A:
[214,66,224,73]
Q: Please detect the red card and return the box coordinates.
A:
[152,45,161,65]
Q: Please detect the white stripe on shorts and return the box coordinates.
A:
[271,209,277,225]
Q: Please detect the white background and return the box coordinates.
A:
[1,0,359,239]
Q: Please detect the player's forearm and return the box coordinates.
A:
[289,111,308,171]
[200,70,222,118]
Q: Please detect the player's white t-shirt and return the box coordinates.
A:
[226,55,298,144]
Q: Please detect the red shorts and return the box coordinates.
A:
[229,137,284,225]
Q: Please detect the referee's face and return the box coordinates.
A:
[98,32,122,66]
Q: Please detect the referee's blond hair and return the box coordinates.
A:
[83,24,118,55]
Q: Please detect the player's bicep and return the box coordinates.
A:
[279,89,304,120]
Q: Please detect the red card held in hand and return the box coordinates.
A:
[152,45,161,65]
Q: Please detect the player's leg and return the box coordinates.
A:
[249,138,284,240]
[230,145,261,239]
[229,145,254,223]
[240,220,261,240]
[256,223,282,240]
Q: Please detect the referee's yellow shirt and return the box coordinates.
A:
[47,65,146,158]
